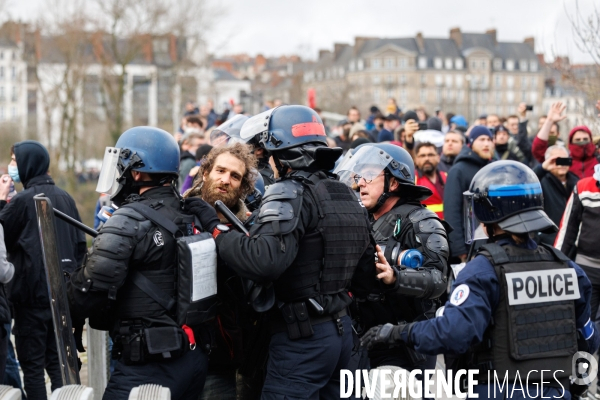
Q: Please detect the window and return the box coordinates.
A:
[0,86,3,100]
[420,88,426,102]
[386,75,393,84]
[401,88,407,102]
[506,59,514,71]
[495,91,502,103]
[493,58,502,70]
[521,76,528,89]
[420,74,427,85]
[0,67,3,79]
[530,92,538,103]
[373,89,380,103]
[519,59,528,72]
[11,86,16,102]
[0,52,3,60]
[481,60,488,70]
[481,75,488,88]
[385,58,394,68]
[495,75,502,88]
[436,89,442,103]
[372,76,381,85]
[455,75,463,87]
[455,58,464,69]
[387,89,394,98]
[12,51,15,60]
[418,57,427,69]
[11,67,16,80]
[372,59,381,69]
[521,91,527,102]
[532,76,538,87]
[349,61,355,71]
[470,75,478,89]
[506,91,514,102]
[434,58,443,69]
[445,75,453,88]
[506,76,514,89]
[447,89,454,100]
[0,106,4,121]
[11,106,15,120]
[457,90,464,102]
[317,71,323,80]
[435,74,443,86]
[470,60,477,70]
[357,59,364,70]
[530,61,538,72]
[445,58,453,69]
[481,92,488,103]
[399,57,407,68]
[400,74,407,85]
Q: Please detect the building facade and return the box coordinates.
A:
[302,28,545,121]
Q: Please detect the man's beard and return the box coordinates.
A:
[421,163,435,175]
[200,176,242,211]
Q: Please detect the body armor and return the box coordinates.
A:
[473,242,577,387]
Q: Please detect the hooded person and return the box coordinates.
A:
[0,140,87,398]
[567,125,599,179]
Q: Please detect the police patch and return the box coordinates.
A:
[153,231,164,247]
[450,284,470,306]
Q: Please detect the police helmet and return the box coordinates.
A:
[464,160,556,236]
[209,114,249,147]
[334,143,432,211]
[96,126,179,205]
[240,105,342,173]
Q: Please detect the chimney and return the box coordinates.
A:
[334,43,347,60]
[354,36,370,55]
[486,29,497,45]
[524,37,535,51]
[450,27,462,49]
[318,49,331,60]
[415,32,424,53]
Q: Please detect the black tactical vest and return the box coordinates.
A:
[274,174,371,303]
[371,202,422,262]
[474,242,577,386]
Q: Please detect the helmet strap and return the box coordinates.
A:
[369,171,397,214]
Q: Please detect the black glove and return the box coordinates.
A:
[73,320,85,353]
[360,322,410,350]
[184,197,220,233]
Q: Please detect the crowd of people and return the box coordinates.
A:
[0,96,598,400]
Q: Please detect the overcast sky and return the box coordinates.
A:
[8,0,598,63]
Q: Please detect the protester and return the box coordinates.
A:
[438,130,465,173]
[486,114,501,129]
[449,115,468,131]
[365,105,381,132]
[413,117,445,149]
[493,125,525,162]
[180,144,213,195]
[378,114,400,142]
[386,98,400,116]
[179,132,204,188]
[0,141,86,399]
[444,126,494,262]
[415,142,447,219]
[534,145,579,246]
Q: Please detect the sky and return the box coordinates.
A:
[7,0,598,64]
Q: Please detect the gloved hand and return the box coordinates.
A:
[72,320,85,353]
[184,197,220,233]
[360,322,411,350]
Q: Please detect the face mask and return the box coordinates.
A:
[8,165,20,183]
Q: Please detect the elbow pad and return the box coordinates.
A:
[393,267,446,299]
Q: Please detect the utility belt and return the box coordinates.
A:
[270,301,347,340]
[113,320,209,365]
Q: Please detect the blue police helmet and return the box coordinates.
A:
[115,126,180,176]
[368,143,415,185]
[466,160,556,234]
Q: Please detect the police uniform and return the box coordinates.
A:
[67,127,216,400]
[361,160,600,399]
[212,105,375,398]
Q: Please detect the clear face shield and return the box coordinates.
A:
[239,108,276,143]
[96,147,121,196]
[463,191,488,245]
[333,146,394,190]
[210,114,250,147]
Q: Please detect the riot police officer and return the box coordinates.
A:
[186,105,374,398]
[334,143,449,373]
[67,127,220,400]
[362,160,600,399]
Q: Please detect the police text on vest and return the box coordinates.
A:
[505,269,579,306]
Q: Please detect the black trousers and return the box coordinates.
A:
[103,348,208,400]
[13,305,62,400]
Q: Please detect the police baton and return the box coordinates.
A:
[214,200,249,236]
[53,208,98,238]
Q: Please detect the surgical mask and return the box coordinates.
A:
[8,165,20,183]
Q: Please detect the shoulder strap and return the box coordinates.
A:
[130,271,176,312]
[479,243,510,264]
[124,202,180,236]
[538,243,571,262]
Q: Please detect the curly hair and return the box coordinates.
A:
[184,143,258,199]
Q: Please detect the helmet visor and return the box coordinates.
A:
[96,147,121,195]
[240,108,276,142]
[463,191,488,245]
[210,114,249,146]
[333,145,393,188]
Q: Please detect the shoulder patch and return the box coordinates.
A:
[450,284,470,306]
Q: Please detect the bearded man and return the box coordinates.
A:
[183,143,258,399]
